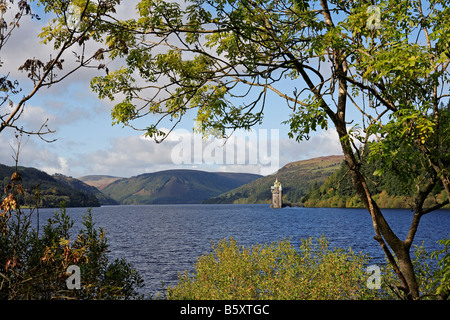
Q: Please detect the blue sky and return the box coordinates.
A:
[0,1,345,178]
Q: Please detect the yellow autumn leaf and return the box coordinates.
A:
[0,195,17,211]
[59,238,70,247]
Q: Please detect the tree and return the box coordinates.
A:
[0,0,119,140]
[79,0,449,299]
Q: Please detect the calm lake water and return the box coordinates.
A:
[35,204,450,296]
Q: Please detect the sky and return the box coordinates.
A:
[0,1,345,178]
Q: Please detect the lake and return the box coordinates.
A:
[35,204,450,296]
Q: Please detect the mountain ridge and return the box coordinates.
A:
[98,169,263,205]
[0,164,101,208]
[2,155,348,207]
[203,155,344,204]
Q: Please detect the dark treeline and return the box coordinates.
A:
[0,164,100,208]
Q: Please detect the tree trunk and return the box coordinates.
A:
[396,247,419,299]
[334,121,420,299]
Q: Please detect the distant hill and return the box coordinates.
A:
[100,170,263,205]
[78,175,123,191]
[53,174,118,205]
[0,164,100,208]
[203,155,344,204]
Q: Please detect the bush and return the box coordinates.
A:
[167,236,390,300]
[429,235,450,299]
[0,207,144,300]
[0,171,144,300]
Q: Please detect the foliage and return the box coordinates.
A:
[0,171,144,299]
[0,0,119,138]
[167,236,450,300]
[167,236,391,300]
[430,234,450,299]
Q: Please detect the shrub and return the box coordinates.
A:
[0,171,144,300]
[167,236,389,300]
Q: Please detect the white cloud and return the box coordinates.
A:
[18,104,54,133]
[41,157,70,176]
[65,127,343,178]
[75,134,181,177]
[0,132,68,174]
[278,128,343,167]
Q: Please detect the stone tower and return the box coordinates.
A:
[270,178,282,209]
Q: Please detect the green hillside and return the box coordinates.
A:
[0,164,100,208]
[53,174,118,205]
[100,170,263,205]
[302,157,449,209]
[203,155,344,204]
